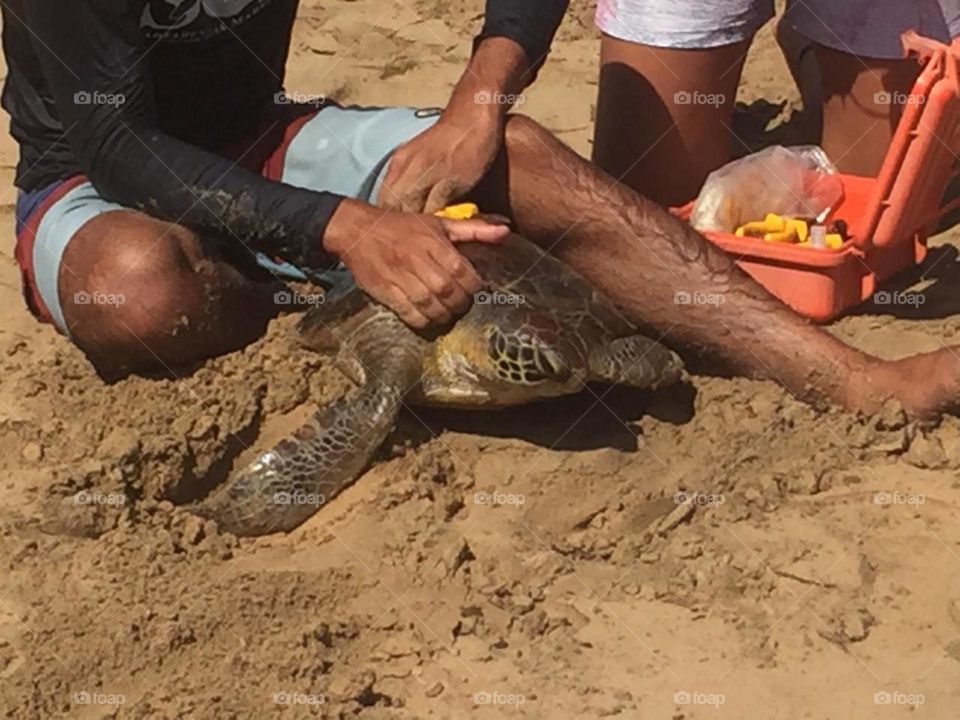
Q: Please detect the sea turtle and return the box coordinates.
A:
[191,233,683,535]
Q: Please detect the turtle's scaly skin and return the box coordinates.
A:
[192,234,682,536]
[190,302,424,536]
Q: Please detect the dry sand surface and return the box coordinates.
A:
[1,1,960,718]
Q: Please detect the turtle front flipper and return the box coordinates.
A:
[189,381,403,536]
[191,306,424,536]
[589,335,684,389]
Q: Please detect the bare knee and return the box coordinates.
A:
[503,113,552,155]
[90,210,196,273]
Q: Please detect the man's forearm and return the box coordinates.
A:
[446,0,570,121]
[371,2,569,215]
[478,0,570,80]
[445,37,532,123]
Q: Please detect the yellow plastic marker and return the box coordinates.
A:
[735,213,810,244]
[434,203,480,220]
[783,217,809,243]
[736,212,785,239]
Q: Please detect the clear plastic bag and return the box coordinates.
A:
[690,145,843,233]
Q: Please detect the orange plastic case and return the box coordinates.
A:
[674,31,960,322]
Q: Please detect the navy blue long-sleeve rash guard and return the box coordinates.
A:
[1,0,568,265]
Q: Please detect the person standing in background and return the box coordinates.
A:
[777,0,959,177]
[592,0,960,207]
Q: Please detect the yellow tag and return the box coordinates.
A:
[785,218,809,243]
[435,203,479,220]
[825,233,843,249]
[736,214,810,245]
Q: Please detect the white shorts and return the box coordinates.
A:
[597,0,960,58]
[596,0,775,48]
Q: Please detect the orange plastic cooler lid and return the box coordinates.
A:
[853,32,960,251]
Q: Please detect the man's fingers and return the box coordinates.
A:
[442,217,510,244]
[423,178,464,215]
[377,163,429,212]
[417,260,474,315]
[400,187,431,214]
[375,158,404,209]
[396,304,431,329]
[380,185,427,213]
[400,272,455,326]
[427,242,483,296]
[368,282,430,329]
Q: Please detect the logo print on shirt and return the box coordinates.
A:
[142,0,263,33]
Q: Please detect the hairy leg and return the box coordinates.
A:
[474,114,960,418]
[592,35,751,206]
[59,210,284,377]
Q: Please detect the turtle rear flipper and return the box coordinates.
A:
[589,335,684,389]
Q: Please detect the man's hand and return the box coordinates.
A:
[323,38,532,328]
[377,37,532,214]
[377,109,502,215]
[323,199,509,328]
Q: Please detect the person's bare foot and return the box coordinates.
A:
[849,350,960,420]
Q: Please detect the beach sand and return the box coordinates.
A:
[0,1,958,717]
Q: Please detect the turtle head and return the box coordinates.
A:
[430,311,577,402]
[483,325,571,386]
